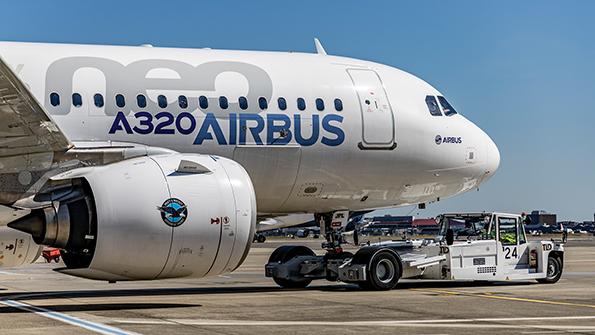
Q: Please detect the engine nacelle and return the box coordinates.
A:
[9,154,256,281]
[0,226,42,268]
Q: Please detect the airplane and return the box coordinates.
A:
[0,39,500,285]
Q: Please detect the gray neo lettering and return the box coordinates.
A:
[44,57,273,116]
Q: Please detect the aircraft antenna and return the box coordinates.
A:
[314,38,327,55]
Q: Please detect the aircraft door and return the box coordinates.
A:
[347,69,396,150]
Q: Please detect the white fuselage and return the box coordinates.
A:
[0,42,500,215]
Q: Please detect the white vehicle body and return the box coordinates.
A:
[395,213,565,282]
[0,41,500,283]
[266,213,565,290]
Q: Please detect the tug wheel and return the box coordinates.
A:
[360,250,401,290]
[269,246,315,288]
[537,257,562,284]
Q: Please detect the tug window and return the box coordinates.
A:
[297,98,306,111]
[425,95,442,116]
[116,94,126,108]
[316,98,325,111]
[334,98,343,111]
[72,93,83,107]
[158,95,168,108]
[258,97,268,110]
[50,92,60,106]
[94,94,104,107]
[239,96,248,110]
[219,96,229,109]
[178,95,188,109]
[278,97,287,110]
[199,96,208,109]
[438,96,458,116]
[498,217,518,245]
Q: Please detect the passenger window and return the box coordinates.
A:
[498,217,518,245]
[297,98,306,111]
[116,94,126,108]
[158,95,168,108]
[199,96,208,109]
[137,94,147,108]
[334,98,343,111]
[259,97,268,110]
[438,96,457,116]
[94,94,104,107]
[50,92,60,107]
[239,96,248,110]
[72,93,82,107]
[178,95,188,109]
[425,96,442,116]
[219,96,229,109]
[316,98,325,111]
[278,97,287,110]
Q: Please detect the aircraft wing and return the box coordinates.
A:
[0,56,72,158]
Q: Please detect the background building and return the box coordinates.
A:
[528,210,557,226]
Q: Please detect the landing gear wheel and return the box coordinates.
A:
[361,251,401,290]
[257,234,266,243]
[269,246,316,289]
[537,257,562,284]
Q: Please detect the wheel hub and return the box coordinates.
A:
[376,259,395,283]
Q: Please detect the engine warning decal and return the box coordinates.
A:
[211,216,230,225]
[157,198,188,227]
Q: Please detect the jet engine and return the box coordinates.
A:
[8,154,256,281]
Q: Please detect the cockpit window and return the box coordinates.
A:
[438,96,457,116]
[425,95,442,116]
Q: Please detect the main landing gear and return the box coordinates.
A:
[265,211,403,291]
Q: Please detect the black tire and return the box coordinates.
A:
[363,251,401,290]
[257,235,266,243]
[273,277,311,288]
[268,246,315,289]
[537,257,562,284]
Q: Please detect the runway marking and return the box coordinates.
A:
[0,299,141,335]
[113,315,595,329]
[413,288,595,309]
[0,270,21,275]
[522,331,595,334]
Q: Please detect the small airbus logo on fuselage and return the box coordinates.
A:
[435,135,462,145]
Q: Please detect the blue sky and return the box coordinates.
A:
[2,1,593,220]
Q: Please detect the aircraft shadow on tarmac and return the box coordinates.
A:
[0,302,200,313]
[0,280,536,302]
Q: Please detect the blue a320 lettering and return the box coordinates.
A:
[108,111,345,147]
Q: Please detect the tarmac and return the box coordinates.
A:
[1,236,594,335]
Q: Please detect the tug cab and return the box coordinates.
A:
[435,213,564,283]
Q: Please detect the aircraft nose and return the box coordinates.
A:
[485,135,500,175]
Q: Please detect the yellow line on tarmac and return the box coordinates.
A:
[413,288,595,309]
